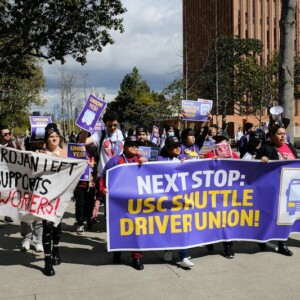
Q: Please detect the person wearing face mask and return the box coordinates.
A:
[164,125,179,138]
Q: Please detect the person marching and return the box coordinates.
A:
[256,124,298,256]
[204,132,239,258]
[37,123,67,276]
[135,125,157,147]
[157,136,195,268]
[0,125,21,223]
[99,135,147,270]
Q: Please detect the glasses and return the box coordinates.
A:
[107,124,118,128]
[2,132,11,137]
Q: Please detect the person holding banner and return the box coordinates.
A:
[180,128,202,159]
[37,123,67,276]
[20,129,44,252]
[0,124,22,223]
[99,135,147,270]
[157,136,195,268]
[256,124,298,256]
[204,132,239,258]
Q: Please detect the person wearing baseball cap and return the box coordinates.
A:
[158,136,186,161]
[180,128,201,159]
[99,135,147,270]
[135,125,157,147]
[157,136,195,268]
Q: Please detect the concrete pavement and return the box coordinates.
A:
[1,201,300,300]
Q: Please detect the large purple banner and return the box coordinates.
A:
[106,159,300,251]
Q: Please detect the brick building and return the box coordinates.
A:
[183,0,300,136]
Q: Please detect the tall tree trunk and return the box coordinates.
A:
[279,0,296,143]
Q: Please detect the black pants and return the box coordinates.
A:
[74,186,96,226]
[42,220,62,256]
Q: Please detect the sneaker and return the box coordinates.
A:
[179,257,194,268]
[76,225,84,235]
[4,216,14,223]
[224,246,235,259]
[21,239,30,251]
[164,251,172,262]
[34,243,44,252]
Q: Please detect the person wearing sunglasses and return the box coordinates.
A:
[0,125,21,223]
[0,125,21,150]
[99,135,147,270]
[83,111,124,176]
[80,111,125,219]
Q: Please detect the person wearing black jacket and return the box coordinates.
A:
[256,124,298,256]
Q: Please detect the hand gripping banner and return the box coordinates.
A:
[106,159,300,251]
[0,145,88,226]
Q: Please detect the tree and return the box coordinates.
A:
[294,56,300,99]
[161,78,185,117]
[234,54,279,124]
[59,70,78,136]
[0,58,45,128]
[110,67,153,124]
[0,0,126,76]
[279,0,296,143]
[194,36,263,129]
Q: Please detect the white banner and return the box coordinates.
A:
[0,145,88,225]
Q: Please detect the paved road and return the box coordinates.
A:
[1,202,300,300]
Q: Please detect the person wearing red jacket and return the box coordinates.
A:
[99,135,147,270]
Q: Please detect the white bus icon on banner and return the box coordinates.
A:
[286,179,300,215]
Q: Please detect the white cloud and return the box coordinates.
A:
[35,0,183,114]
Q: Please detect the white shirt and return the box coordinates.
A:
[235,130,243,142]
[91,128,124,174]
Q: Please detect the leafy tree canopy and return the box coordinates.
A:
[0,57,46,128]
[0,0,126,74]
[192,35,264,128]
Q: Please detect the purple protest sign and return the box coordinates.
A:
[29,116,52,142]
[76,94,107,132]
[67,143,90,181]
[92,120,105,134]
[151,125,159,144]
[199,141,215,155]
[106,159,300,251]
[182,99,212,122]
[138,146,159,161]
